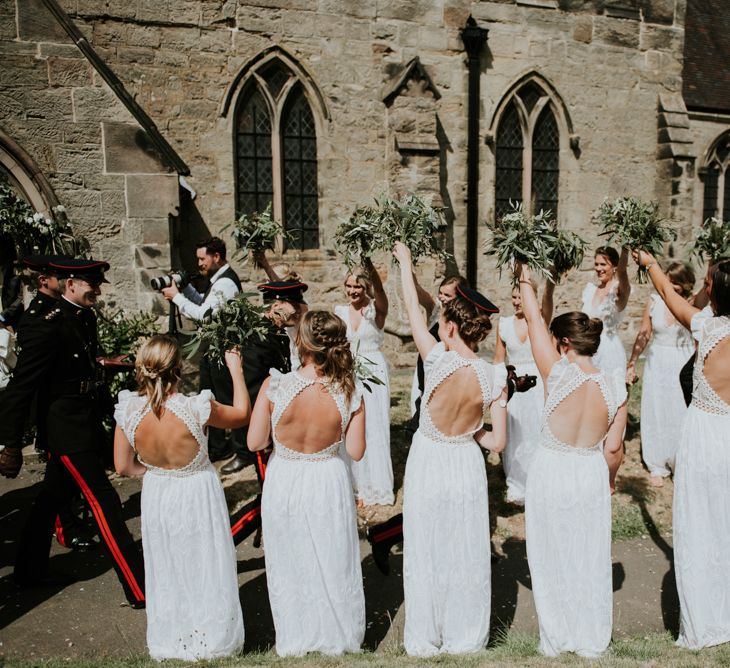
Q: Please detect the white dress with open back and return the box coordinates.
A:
[261,369,365,656]
[499,315,544,504]
[525,357,626,658]
[582,282,627,373]
[335,303,394,505]
[674,314,730,649]
[403,342,506,656]
[114,390,244,661]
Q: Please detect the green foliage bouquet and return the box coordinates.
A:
[485,203,585,283]
[593,196,676,282]
[224,203,292,266]
[182,292,269,366]
[335,193,450,268]
[690,217,730,263]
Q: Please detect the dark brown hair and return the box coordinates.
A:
[442,294,492,347]
[665,262,695,298]
[710,260,730,317]
[296,311,356,404]
[549,311,603,356]
[439,275,468,290]
[196,236,227,262]
[594,246,619,267]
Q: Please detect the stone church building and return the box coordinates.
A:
[1,0,728,358]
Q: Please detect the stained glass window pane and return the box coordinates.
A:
[518,82,542,114]
[495,102,524,220]
[235,87,273,216]
[282,86,319,250]
[703,163,720,221]
[532,105,560,217]
[261,62,293,102]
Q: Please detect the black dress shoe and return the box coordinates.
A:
[221,455,247,474]
[67,535,98,552]
[15,572,77,589]
[128,599,146,610]
[367,528,391,576]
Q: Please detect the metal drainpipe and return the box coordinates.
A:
[461,16,488,289]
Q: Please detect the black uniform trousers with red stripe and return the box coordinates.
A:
[230,449,269,545]
[14,451,145,606]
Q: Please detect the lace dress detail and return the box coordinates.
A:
[640,296,694,476]
[525,357,625,657]
[114,390,244,661]
[403,343,505,656]
[261,369,365,656]
[499,315,544,503]
[582,282,627,373]
[335,303,394,505]
[674,314,730,649]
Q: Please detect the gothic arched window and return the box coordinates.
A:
[494,80,561,220]
[702,134,730,222]
[234,61,320,250]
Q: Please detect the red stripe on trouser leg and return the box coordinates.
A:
[54,515,66,547]
[230,506,261,537]
[59,455,144,602]
[373,525,403,542]
[256,451,267,483]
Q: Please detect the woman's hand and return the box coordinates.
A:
[625,361,638,385]
[513,260,530,283]
[224,348,243,374]
[392,241,413,268]
[632,249,657,268]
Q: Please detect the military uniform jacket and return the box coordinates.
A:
[0,297,104,454]
[241,318,291,410]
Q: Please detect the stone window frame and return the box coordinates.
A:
[486,72,579,221]
[699,131,730,223]
[222,48,330,252]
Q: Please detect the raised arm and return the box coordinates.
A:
[363,256,388,329]
[252,249,281,282]
[516,262,560,380]
[247,376,273,452]
[208,350,251,429]
[413,271,436,320]
[635,251,699,330]
[626,299,653,384]
[493,320,506,364]
[393,242,437,361]
[541,280,556,324]
[615,247,631,312]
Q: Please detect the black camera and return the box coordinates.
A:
[150,270,189,291]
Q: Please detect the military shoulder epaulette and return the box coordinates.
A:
[43,307,63,322]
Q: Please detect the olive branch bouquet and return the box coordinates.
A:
[484,203,585,283]
[353,341,386,394]
[593,197,677,282]
[335,193,450,268]
[182,292,269,366]
[690,217,730,263]
[224,204,293,267]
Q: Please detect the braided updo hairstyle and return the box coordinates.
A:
[134,334,183,418]
[296,310,356,404]
[442,294,493,348]
[549,311,603,356]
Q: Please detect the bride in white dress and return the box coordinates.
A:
[393,242,507,657]
[581,246,631,373]
[335,258,393,506]
[113,336,248,661]
[494,281,554,504]
[518,262,628,658]
[626,262,695,485]
[248,310,366,656]
[635,251,730,649]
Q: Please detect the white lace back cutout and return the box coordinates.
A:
[421,350,495,445]
[541,360,621,455]
[122,393,210,477]
[268,370,355,462]
[692,316,730,417]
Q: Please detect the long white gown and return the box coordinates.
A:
[335,303,394,505]
[582,282,627,373]
[525,357,626,657]
[403,343,506,656]
[261,369,365,656]
[114,390,244,661]
[498,315,544,504]
[640,296,694,477]
[674,314,730,649]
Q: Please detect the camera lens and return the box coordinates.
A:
[150,275,172,291]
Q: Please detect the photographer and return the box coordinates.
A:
[161,237,242,463]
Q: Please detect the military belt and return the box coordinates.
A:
[49,379,104,396]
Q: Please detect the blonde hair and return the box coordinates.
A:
[134,335,182,418]
[344,267,374,299]
[271,262,302,282]
[296,311,356,404]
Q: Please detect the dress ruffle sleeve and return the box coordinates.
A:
[691,307,713,343]
[191,389,215,427]
[349,380,365,415]
[113,389,136,432]
[423,342,447,378]
[265,368,285,402]
[491,362,508,396]
[546,356,572,396]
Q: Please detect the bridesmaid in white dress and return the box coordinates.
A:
[248,311,366,656]
[581,246,631,372]
[393,242,508,657]
[493,281,555,504]
[635,251,730,649]
[335,258,393,506]
[114,336,248,661]
[518,262,628,658]
[626,262,695,486]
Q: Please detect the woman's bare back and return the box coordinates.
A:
[427,366,485,436]
[275,384,344,453]
[703,335,730,405]
[135,409,202,469]
[548,380,610,448]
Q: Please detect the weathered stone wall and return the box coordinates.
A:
[2,0,721,364]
